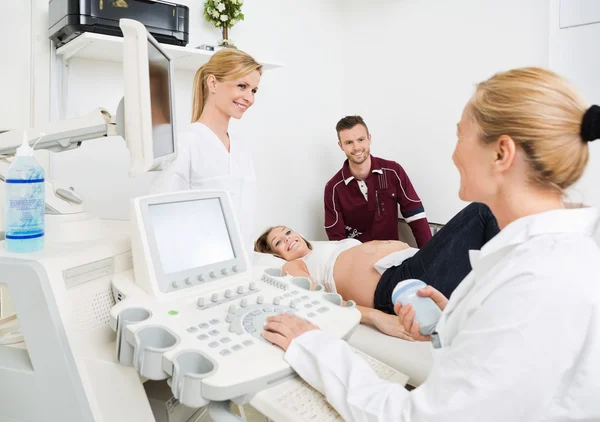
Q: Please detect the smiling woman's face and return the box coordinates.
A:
[266,226,310,261]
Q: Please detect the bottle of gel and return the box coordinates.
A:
[4,133,45,252]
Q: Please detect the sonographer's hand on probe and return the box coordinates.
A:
[394,285,448,342]
[262,314,319,351]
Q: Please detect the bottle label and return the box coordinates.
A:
[5,179,45,239]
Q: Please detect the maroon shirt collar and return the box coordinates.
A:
[341,155,384,185]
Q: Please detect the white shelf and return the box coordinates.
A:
[55,32,282,71]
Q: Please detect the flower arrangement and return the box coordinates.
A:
[203,0,245,46]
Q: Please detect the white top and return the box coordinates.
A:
[285,207,600,422]
[297,239,361,293]
[152,122,257,261]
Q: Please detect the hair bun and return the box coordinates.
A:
[581,105,600,142]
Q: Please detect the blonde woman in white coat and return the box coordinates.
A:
[153,49,262,260]
[262,68,600,422]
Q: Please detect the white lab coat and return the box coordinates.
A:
[152,122,257,261]
[285,207,600,422]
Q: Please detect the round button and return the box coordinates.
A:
[210,271,217,278]
[257,295,264,304]
[225,289,232,298]
[249,282,257,290]
[172,281,178,288]
[229,325,237,333]
[290,301,297,309]
[240,298,248,307]
[211,293,219,302]
[197,298,205,307]
[221,268,229,276]
[197,274,204,282]
[226,314,233,323]
[228,304,237,313]
[232,265,239,273]
[273,297,281,305]
[237,286,245,294]
[185,278,191,285]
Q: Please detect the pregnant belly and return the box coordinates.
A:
[333,241,409,307]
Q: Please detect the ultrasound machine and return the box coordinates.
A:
[110,188,363,412]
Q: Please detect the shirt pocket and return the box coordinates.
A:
[374,189,395,220]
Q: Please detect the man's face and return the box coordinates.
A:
[338,124,371,165]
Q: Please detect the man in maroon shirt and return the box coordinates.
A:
[324,115,432,247]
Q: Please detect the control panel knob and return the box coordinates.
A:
[221,268,229,276]
[197,274,204,282]
[290,300,298,309]
[232,265,239,273]
[257,295,264,304]
[237,286,245,294]
[172,281,178,288]
[273,297,281,305]
[184,278,191,285]
[228,304,237,314]
[240,298,248,308]
[211,293,219,303]
[210,271,217,279]
[229,325,237,333]
[224,289,232,298]
[197,298,205,307]
[249,281,257,291]
[226,314,233,323]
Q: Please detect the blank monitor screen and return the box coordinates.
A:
[148,39,175,159]
[148,198,236,275]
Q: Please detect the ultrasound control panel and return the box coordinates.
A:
[110,266,360,408]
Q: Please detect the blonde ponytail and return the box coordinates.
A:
[191,66,208,122]
[191,48,263,122]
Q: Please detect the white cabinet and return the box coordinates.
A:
[0,2,32,131]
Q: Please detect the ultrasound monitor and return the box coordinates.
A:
[119,18,177,177]
[130,190,248,298]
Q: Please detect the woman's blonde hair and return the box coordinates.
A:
[191,48,263,122]
[469,67,591,191]
[254,226,313,258]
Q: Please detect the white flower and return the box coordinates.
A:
[212,9,219,18]
[238,0,243,4]
[220,14,229,21]
[230,19,237,26]
[217,2,225,12]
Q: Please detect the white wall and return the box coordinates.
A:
[340,0,550,223]
[0,0,50,131]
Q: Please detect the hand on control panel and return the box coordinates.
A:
[262,314,319,351]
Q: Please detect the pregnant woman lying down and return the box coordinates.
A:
[255,202,499,339]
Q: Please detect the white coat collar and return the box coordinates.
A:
[470,206,600,269]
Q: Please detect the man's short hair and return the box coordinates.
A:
[335,115,370,140]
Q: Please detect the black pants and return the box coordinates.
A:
[373,202,500,314]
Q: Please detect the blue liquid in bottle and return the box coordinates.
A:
[4,134,45,253]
